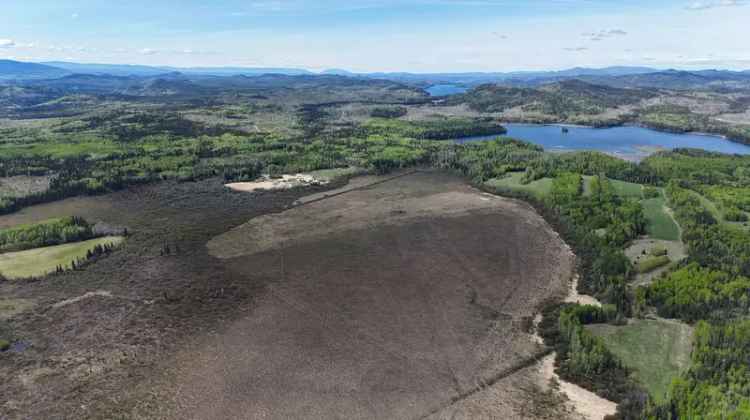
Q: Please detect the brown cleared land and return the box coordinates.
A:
[138,171,575,420]
[0,172,576,419]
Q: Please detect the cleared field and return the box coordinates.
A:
[626,238,686,286]
[485,172,553,198]
[158,171,576,420]
[582,176,643,198]
[0,236,123,279]
[587,319,693,403]
[0,175,51,198]
[610,179,644,198]
[0,173,577,419]
[643,197,681,241]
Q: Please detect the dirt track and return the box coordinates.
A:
[142,171,575,419]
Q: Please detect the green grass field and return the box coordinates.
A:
[587,319,693,403]
[582,176,643,199]
[643,197,681,241]
[0,236,124,280]
[485,172,553,198]
[610,179,644,198]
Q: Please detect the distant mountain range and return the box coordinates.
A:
[1,59,750,91]
[0,60,71,80]
[42,61,314,77]
[3,60,661,83]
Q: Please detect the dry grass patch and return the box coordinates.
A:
[0,236,124,279]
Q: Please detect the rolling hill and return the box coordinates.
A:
[0,60,70,81]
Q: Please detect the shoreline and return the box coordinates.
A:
[494,120,749,150]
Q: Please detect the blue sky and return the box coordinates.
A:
[1,0,749,72]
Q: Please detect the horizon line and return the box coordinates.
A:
[12,59,750,75]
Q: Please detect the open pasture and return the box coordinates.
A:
[0,236,123,279]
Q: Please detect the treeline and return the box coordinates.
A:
[647,263,750,322]
[1,117,458,214]
[436,139,645,310]
[646,321,750,419]
[539,303,649,419]
[664,182,750,279]
[641,148,750,187]
[0,170,155,215]
[370,106,408,118]
[525,151,659,185]
[634,151,750,418]
[0,216,94,252]
[454,80,654,118]
[362,117,508,140]
[430,137,545,182]
[545,174,644,309]
[637,105,750,146]
[55,241,118,274]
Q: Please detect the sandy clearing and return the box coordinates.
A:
[564,275,602,307]
[626,238,687,286]
[225,173,327,193]
[538,355,617,420]
[532,245,618,420]
[209,171,539,259]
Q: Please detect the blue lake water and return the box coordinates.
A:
[425,84,468,96]
[457,123,750,160]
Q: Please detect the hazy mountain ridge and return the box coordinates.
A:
[0,60,71,80]
[1,59,749,90]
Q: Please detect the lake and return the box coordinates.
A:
[457,123,750,160]
[425,84,468,96]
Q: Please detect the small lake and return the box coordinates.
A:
[425,84,468,96]
[457,123,750,160]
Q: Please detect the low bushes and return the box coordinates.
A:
[636,256,670,274]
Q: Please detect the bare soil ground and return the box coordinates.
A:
[404,104,490,120]
[143,171,575,419]
[0,178,327,419]
[0,171,577,419]
[642,94,733,116]
[0,175,52,198]
[715,109,750,125]
[537,355,615,420]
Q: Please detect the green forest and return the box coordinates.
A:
[0,216,94,252]
[2,103,750,418]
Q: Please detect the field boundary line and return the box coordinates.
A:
[293,169,420,208]
[415,348,554,420]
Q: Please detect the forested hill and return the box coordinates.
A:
[455,80,655,115]
[0,60,71,81]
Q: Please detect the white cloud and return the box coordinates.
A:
[139,48,158,55]
[686,0,746,10]
[582,29,628,41]
[0,39,15,48]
